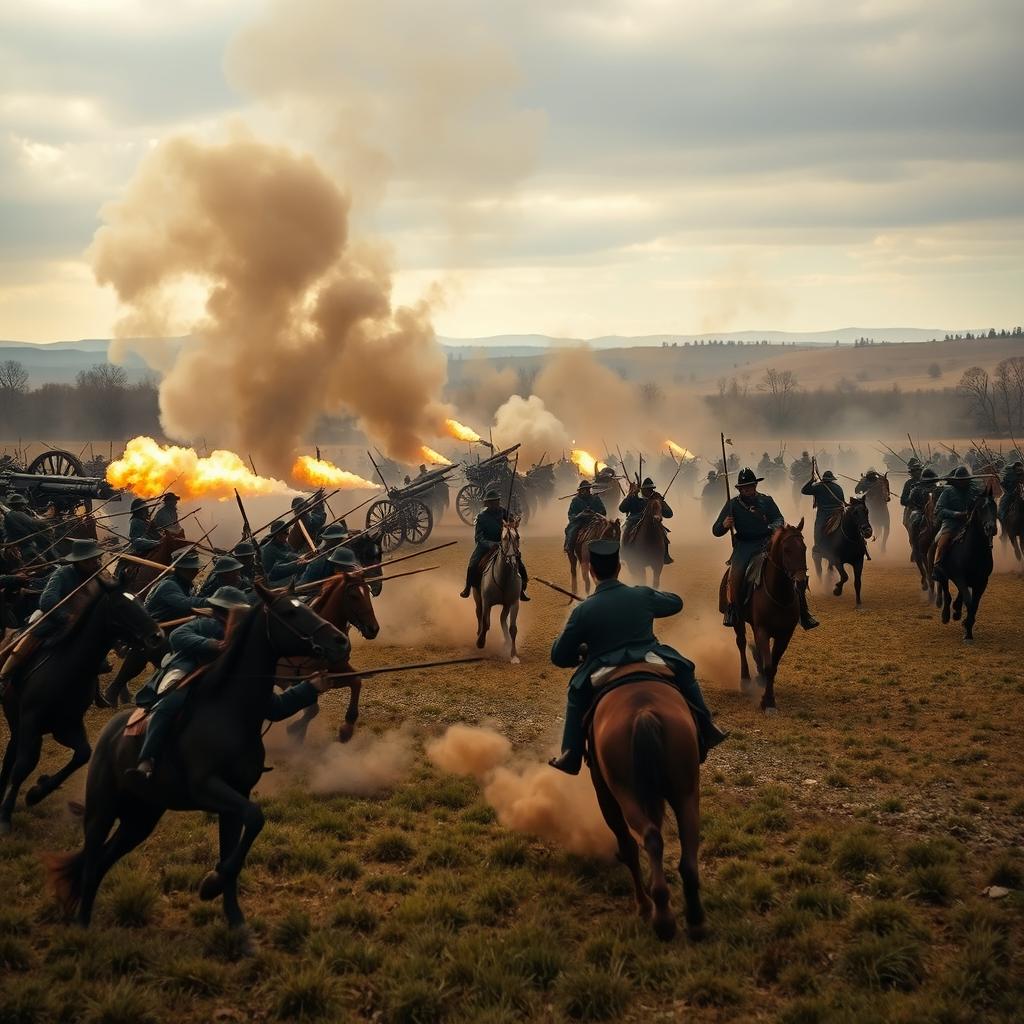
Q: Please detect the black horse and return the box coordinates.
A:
[348,530,383,596]
[939,494,996,642]
[46,583,348,933]
[0,580,165,833]
[812,497,872,606]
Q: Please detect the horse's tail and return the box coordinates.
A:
[632,710,664,823]
[42,848,86,918]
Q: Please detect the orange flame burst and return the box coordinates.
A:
[570,449,608,478]
[420,445,453,466]
[444,418,482,443]
[665,439,697,461]
[107,436,290,500]
[291,455,379,490]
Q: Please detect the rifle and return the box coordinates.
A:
[661,458,685,500]
[534,576,583,602]
[720,433,734,542]
[367,450,393,493]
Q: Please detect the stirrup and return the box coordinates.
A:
[126,760,154,782]
[548,751,582,775]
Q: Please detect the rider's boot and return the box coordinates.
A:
[722,604,736,628]
[798,586,820,630]
[459,563,474,599]
[549,688,587,774]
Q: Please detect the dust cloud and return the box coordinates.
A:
[491,395,570,467]
[427,723,615,858]
[370,573,475,648]
[309,726,416,796]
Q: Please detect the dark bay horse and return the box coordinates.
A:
[858,475,891,553]
[282,572,379,744]
[732,521,807,713]
[939,494,997,642]
[812,498,872,606]
[910,497,940,598]
[0,580,165,833]
[622,499,667,587]
[568,514,621,596]
[119,531,189,589]
[589,677,704,942]
[998,484,1023,561]
[46,584,348,931]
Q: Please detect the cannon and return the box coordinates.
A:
[364,455,458,553]
[1,448,120,513]
[456,444,530,525]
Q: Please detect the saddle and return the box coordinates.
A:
[123,664,210,737]
[477,547,500,575]
[718,552,766,612]
[822,509,843,537]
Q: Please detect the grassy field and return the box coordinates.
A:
[1,522,1022,1023]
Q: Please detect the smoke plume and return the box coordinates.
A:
[309,727,415,796]
[491,394,570,466]
[91,133,452,472]
[427,724,615,858]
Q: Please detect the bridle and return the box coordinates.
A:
[262,591,338,659]
[312,572,377,640]
[765,528,807,605]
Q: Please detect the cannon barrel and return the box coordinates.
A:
[1,471,120,500]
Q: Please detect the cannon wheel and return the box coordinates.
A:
[366,499,404,553]
[401,499,433,545]
[456,483,485,525]
[28,449,85,478]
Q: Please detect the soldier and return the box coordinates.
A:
[144,550,203,624]
[232,539,260,585]
[701,471,721,520]
[997,460,1024,526]
[800,469,845,557]
[932,466,982,581]
[618,477,674,563]
[907,467,940,531]
[127,587,333,781]
[297,523,352,586]
[151,493,180,532]
[1,493,47,561]
[260,519,297,578]
[128,498,161,556]
[564,479,606,553]
[713,467,819,630]
[790,451,812,485]
[291,492,327,543]
[460,488,529,601]
[547,538,727,775]
[899,458,924,530]
[0,538,105,690]
[757,452,774,478]
[196,555,244,602]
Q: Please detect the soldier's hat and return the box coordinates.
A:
[802,450,809,457]
[291,496,306,509]
[130,497,149,513]
[321,523,349,542]
[7,493,29,507]
[640,477,656,490]
[63,539,105,562]
[951,465,971,482]
[210,555,243,574]
[233,541,256,557]
[483,488,501,502]
[578,479,592,490]
[269,519,287,535]
[907,456,922,469]
[865,468,880,479]
[588,538,620,560]
[162,492,179,503]
[921,468,938,480]
[706,470,716,480]
[170,550,203,571]
[327,546,359,570]
[821,470,836,481]
[737,467,762,486]
[207,586,251,610]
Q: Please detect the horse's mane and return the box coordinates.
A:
[191,603,262,698]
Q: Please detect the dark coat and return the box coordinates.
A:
[800,479,845,523]
[144,575,195,622]
[712,492,785,569]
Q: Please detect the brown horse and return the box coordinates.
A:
[568,515,621,596]
[622,498,668,587]
[120,530,189,589]
[732,521,807,713]
[999,484,1023,561]
[589,678,705,942]
[281,573,379,744]
[910,495,940,597]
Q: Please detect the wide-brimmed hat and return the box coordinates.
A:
[7,493,29,507]
[327,546,359,570]
[921,468,938,479]
[64,539,105,562]
[291,496,307,509]
[483,489,501,502]
[207,586,251,610]
[210,555,243,574]
[640,477,656,490]
[588,538,620,559]
[162,492,179,503]
[907,457,923,470]
[821,470,836,482]
[130,497,149,513]
[233,541,256,557]
[578,480,592,490]
[951,466,971,481]
[171,550,203,571]
[737,468,763,486]
[321,523,349,542]
[269,519,288,535]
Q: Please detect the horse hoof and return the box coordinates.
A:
[475,637,486,650]
[763,706,778,717]
[25,785,47,807]
[686,920,708,942]
[832,587,842,597]
[963,635,974,644]
[337,722,355,744]
[652,912,677,942]
[198,871,226,901]
[510,656,521,665]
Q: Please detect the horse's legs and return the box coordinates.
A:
[952,587,964,621]
[853,558,864,606]
[833,562,848,597]
[763,629,793,713]
[568,553,578,596]
[0,711,18,806]
[940,580,952,624]
[286,702,318,743]
[507,604,519,665]
[735,621,751,689]
[964,578,988,642]
[474,591,489,649]
[0,716,42,833]
[216,814,247,931]
[590,767,651,920]
[753,626,771,688]
[881,522,889,553]
[671,790,705,938]
[337,683,361,743]
[26,719,91,807]
[104,649,146,705]
[812,550,822,582]
[651,563,662,589]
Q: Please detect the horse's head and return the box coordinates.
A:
[608,517,622,540]
[502,519,521,559]
[847,497,873,539]
[102,580,167,661]
[772,519,809,587]
[971,493,998,539]
[352,531,384,597]
[254,581,350,668]
[317,572,380,641]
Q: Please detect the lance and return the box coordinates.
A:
[907,433,921,462]
[660,458,685,500]
[234,489,256,548]
[248,488,342,541]
[248,453,258,476]
[269,655,487,685]
[534,576,583,603]
[720,433,735,541]
[132,524,218,601]
[295,563,440,594]
[505,452,519,519]
[158,609,214,629]
[557,487,613,500]
[2,497,160,551]
[878,440,908,466]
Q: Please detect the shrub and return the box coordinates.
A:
[107,870,158,928]
[558,966,632,1020]
[841,934,926,991]
[83,980,159,1024]
[368,830,415,863]
[273,963,338,1020]
[905,864,957,906]
[159,956,226,995]
[272,908,311,953]
[793,885,849,920]
[834,831,887,879]
[850,900,920,938]
[682,970,744,1007]
[385,978,448,1024]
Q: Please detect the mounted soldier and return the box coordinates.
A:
[790,451,812,484]
[713,467,819,631]
[619,477,673,564]
[260,519,297,579]
[127,498,161,556]
[997,460,1023,528]
[899,458,924,531]
[297,523,352,587]
[800,468,845,558]
[757,452,774,478]
[564,480,606,554]
[855,467,892,551]
[144,550,203,624]
[933,467,982,582]
[547,538,726,775]
[0,539,105,691]
[196,555,244,603]
[2,493,47,561]
[908,468,940,528]
[460,489,529,601]
[291,492,327,544]
[151,493,181,532]
[701,470,721,520]
[232,540,260,585]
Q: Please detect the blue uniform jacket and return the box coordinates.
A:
[151,506,179,531]
[470,507,507,565]
[712,493,784,568]
[551,579,693,691]
[261,538,298,578]
[935,483,982,529]
[800,480,845,522]
[129,515,160,554]
[618,493,673,524]
[144,575,195,622]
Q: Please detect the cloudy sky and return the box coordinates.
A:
[1,0,1022,343]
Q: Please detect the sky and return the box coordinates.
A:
[1,0,1022,343]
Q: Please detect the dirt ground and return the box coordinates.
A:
[1,513,1022,1023]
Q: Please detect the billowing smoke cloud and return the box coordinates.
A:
[427,724,615,858]
[491,394,570,466]
[91,134,452,471]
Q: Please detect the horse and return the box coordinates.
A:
[730,521,807,713]
[45,583,348,932]
[858,475,891,553]
[119,530,189,589]
[998,484,1023,561]
[282,572,380,744]
[909,497,940,598]
[621,498,667,588]
[0,580,165,833]
[812,498,872,606]
[567,514,621,596]
[588,678,704,942]
[938,494,997,642]
[474,520,521,664]
[347,530,384,597]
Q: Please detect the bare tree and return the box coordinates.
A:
[993,357,1024,435]
[76,363,128,390]
[640,380,663,405]
[0,359,29,393]
[957,366,999,433]
[758,367,800,425]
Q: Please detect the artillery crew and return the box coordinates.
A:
[564,479,606,553]
[460,488,529,601]
[1,493,46,560]
[800,469,845,556]
[619,477,674,563]
[713,468,818,630]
